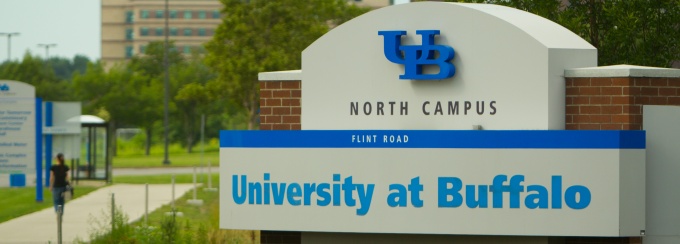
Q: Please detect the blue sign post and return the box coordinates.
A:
[35,98,42,202]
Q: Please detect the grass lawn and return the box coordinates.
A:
[89,174,258,243]
[0,186,99,223]
[113,151,219,168]
[112,173,215,185]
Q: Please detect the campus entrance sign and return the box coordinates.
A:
[220,2,645,237]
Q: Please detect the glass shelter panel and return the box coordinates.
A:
[74,124,109,181]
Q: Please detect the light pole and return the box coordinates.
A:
[37,43,57,60]
[162,0,171,165]
[0,32,20,62]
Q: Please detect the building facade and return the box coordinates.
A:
[101,0,222,66]
[101,0,392,67]
[350,0,392,8]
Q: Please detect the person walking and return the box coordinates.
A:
[50,153,70,214]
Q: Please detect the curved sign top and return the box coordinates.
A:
[302,2,596,130]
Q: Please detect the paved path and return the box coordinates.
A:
[113,166,219,176]
[0,184,194,244]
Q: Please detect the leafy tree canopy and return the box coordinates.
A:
[0,52,74,101]
[435,0,680,67]
[205,0,370,129]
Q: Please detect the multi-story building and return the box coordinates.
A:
[351,0,392,8]
[101,0,223,66]
[101,0,392,67]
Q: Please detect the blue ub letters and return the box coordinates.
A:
[378,30,456,80]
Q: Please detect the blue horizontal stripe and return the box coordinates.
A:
[220,130,645,149]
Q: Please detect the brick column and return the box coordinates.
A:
[259,80,301,130]
[566,77,680,130]
[258,79,302,244]
[564,66,680,244]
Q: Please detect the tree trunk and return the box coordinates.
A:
[145,127,152,156]
[247,109,255,130]
[185,111,194,154]
[246,94,258,130]
[587,0,600,48]
[111,120,117,157]
[186,136,193,153]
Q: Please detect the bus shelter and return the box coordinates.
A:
[71,115,110,183]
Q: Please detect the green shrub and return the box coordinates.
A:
[84,203,135,244]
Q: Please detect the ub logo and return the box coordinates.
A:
[378,30,455,80]
[0,84,9,91]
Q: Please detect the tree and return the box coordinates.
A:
[130,41,184,78]
[0,52,73,101]
[205,0,369,129]
[172,54,216,153]
[72,61,113,116]
[438,0,680,68]
[128,41,184,155]
[561,0,680,67]
[73,62,147,127]
[72,42,230,156]
[48,55,91,81]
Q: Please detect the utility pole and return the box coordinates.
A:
[37,43,57,60]
[162,0,171,165]
[0,32,20,62]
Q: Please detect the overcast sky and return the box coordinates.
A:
[0,0,100,62]
[0,0,410,62]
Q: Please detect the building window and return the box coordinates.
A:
[183,46,192,54]
[198,28,206,36]
[170,10,178,19]
[170,27,178,36]
[125,11,134,23]
[155,10,164,18]
[140,27,149,36]
[183,28,193,36]
[139,45,146,54]
[184,10,193,19]
[212,10,220,19]
[125,28,133,40]
[125,46,133,58]
[198,11,206,19]
[155,28,163,36]
[141,10,149,19]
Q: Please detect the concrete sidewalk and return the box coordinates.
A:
[113,166,219,176]
[0,184,195,244]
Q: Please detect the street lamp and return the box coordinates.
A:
[162,0,171,165]
[37,43,57,60]
[0,32,20,62]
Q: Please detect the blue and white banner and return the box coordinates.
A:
[220,130,645,237]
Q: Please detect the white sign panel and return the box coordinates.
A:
[220,130,645,236]
[0,81,36,175]
[302,2,596,130]
[45,102,82,161]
